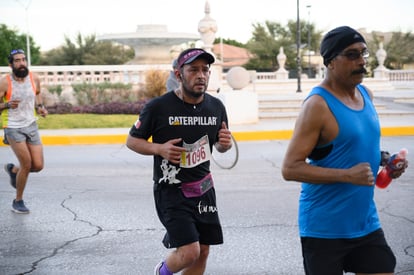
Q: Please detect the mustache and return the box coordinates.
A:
[352,67,368,75]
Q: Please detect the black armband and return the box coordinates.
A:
[380,150,390,166]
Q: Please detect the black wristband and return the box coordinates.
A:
[5,102,10,109]
[380,150,390,166]
[36,104,44,109]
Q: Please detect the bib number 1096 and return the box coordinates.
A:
[180,135,211,168]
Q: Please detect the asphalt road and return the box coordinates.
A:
[1,137,413,275]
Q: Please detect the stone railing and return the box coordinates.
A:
[388,70,414,82]
[0,65,171,86]
[1,65,413,87]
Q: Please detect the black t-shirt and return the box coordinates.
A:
[129,92,228,184]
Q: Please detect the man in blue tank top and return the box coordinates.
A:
[282,26,408,275]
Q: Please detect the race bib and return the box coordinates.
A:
[180,135,211,168]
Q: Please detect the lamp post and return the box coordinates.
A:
[296,0,302,93]
[16,0,32,67]
[307,4,311,78]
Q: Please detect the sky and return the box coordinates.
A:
[1,0,413,51]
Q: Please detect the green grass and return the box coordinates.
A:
[33,114,138,129]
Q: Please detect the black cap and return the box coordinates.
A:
[320,26,366,66]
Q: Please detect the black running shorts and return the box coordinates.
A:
[154,183,223,248]
[301,228,396,275]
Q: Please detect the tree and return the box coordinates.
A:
[244,20,322,73]
[382,31,414,70]
[0,24,41,66]
[244,21,287,72]
[84,41,135,65]
[39,33,135,65]
[365,31,414,71]
[214,37,246,48]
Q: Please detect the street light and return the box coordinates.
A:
[16,0,32,67]
[296,0,302,93]
[307,5,311,78]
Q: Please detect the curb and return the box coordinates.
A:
[1,126,412,146]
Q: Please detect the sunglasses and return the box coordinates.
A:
[10,49,25,55]
[338,49,369,60]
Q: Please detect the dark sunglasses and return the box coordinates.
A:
[10,49,25,55]
[338,49,369,60]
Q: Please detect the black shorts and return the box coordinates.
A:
[154,183,223,249]
[301,228,396,275]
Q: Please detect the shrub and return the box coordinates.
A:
[71,82,135,105]
[47,100,148,115]
[144,69,168,98]
[45,82,149,115]
[71,100,148,114]
[46,102,73,114]
[47,85,63,97]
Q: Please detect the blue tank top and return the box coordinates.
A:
[299,85,381,238]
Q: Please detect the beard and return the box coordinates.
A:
[181,81,206,99]
[185,89,204,99]
[13,66,29,78]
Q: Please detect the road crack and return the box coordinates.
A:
[20,192,102,274]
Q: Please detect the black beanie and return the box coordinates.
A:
[320,26,366,66]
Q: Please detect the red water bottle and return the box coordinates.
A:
[376,148,408,188]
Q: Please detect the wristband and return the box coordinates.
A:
[5,102,10,109]
[380,150,390,166]
[37,104,44,109]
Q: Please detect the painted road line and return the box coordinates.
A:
[0,126,413,146]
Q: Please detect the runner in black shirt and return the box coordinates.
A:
[127,48,232,275]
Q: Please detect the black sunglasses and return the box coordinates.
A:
[10,49,25,55]
[338,49,369,60]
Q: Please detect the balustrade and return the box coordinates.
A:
[388,70,414,82]
[0,65,171,87]
[0,65,413,87]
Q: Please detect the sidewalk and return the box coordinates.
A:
[1,88,414,146]
[1,114,413,146]
[30,116,414,145]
